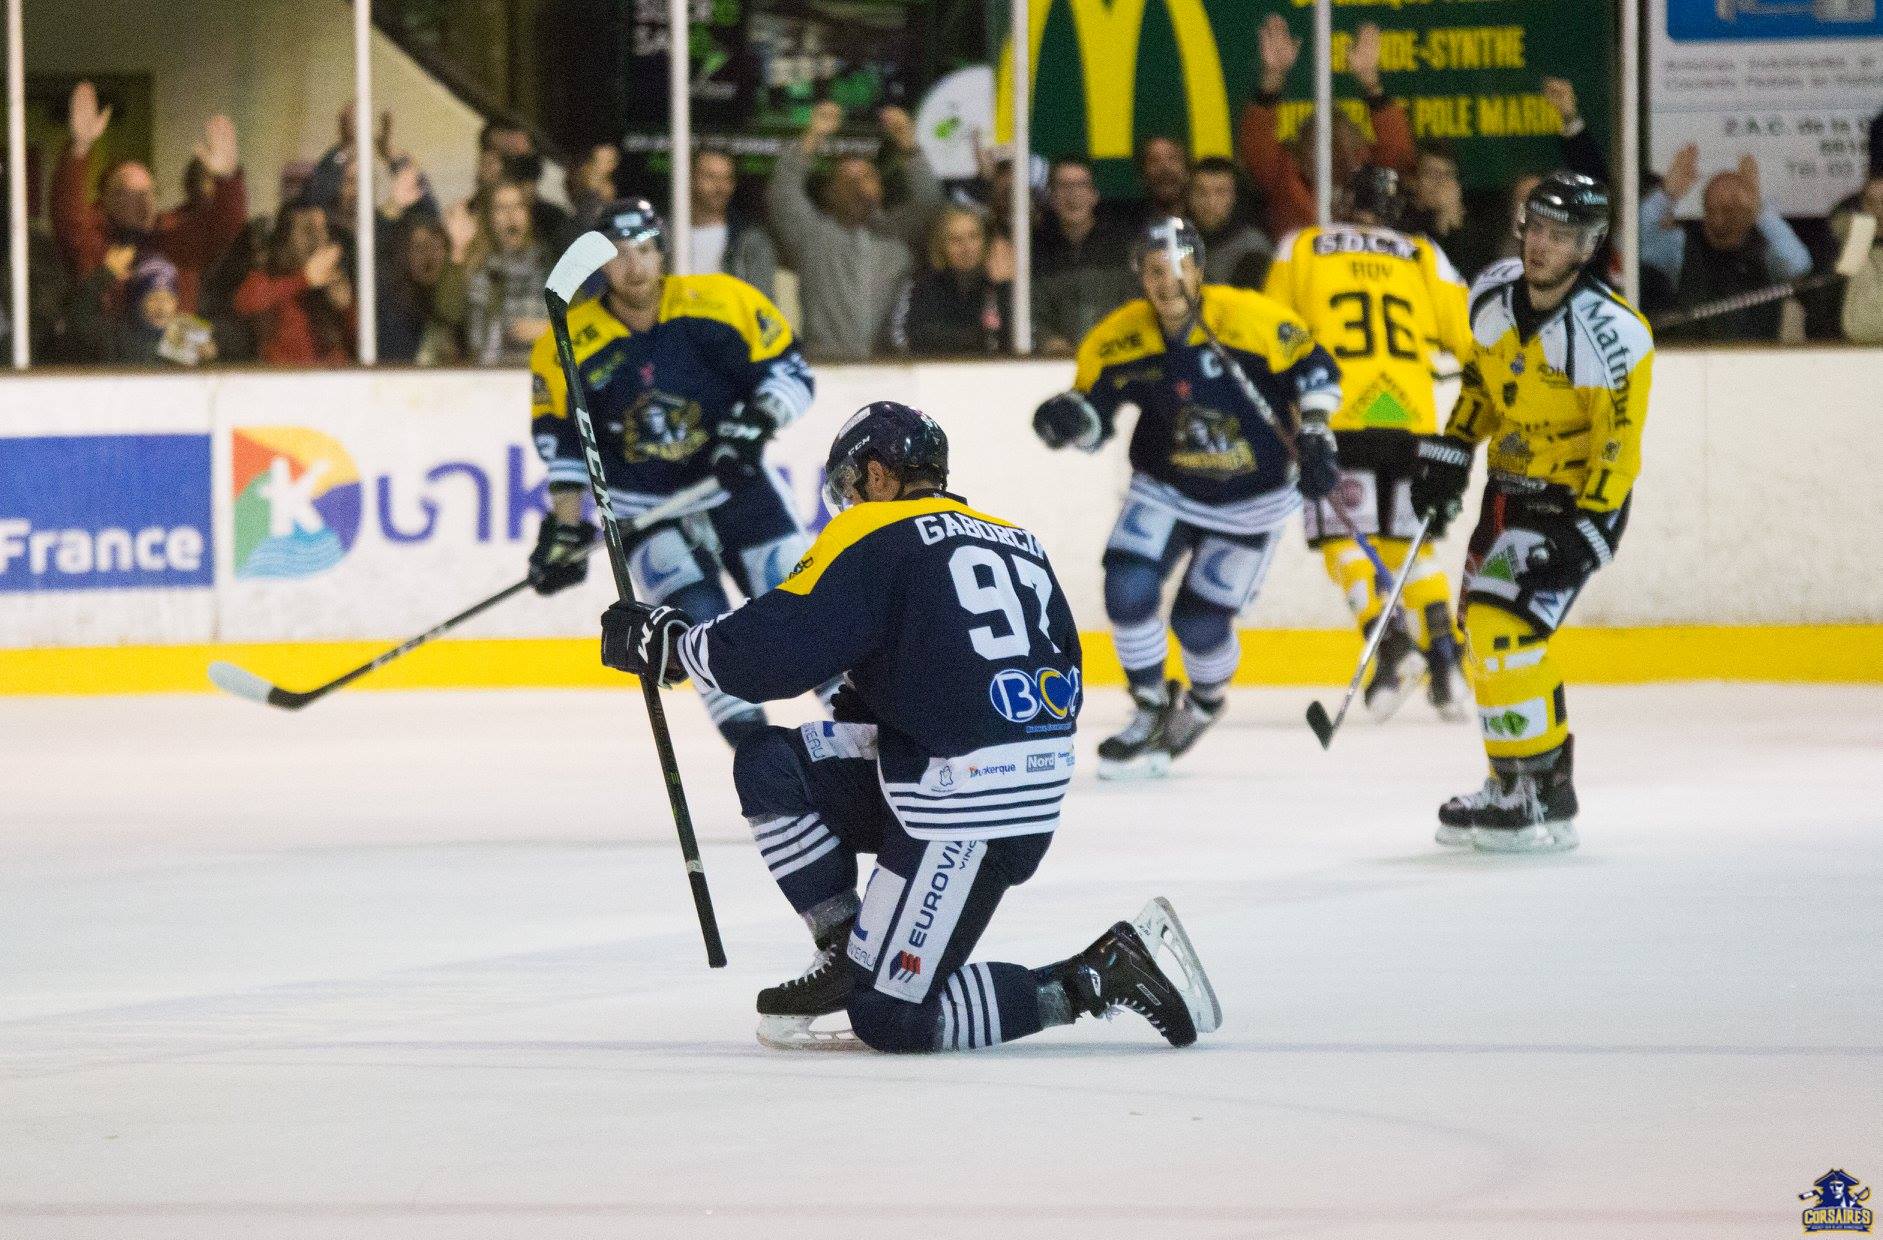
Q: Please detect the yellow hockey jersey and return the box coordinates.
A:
[1445,259,1653,513]
[1263,224,1472,436]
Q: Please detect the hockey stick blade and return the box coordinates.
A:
[545,231,618,302]
[207,660,298,709]
[1305,700,1336,749]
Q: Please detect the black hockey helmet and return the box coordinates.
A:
[1345,163,1406,228]
[1130,215,1206,274]
[1520,171,1610,248]
[822,401,949,512]
[595,197,667,251]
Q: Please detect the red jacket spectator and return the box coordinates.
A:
[1236,98,1413,239]
[1235,17,1414,239]
[49,83,247,315]
[233,204,356,366]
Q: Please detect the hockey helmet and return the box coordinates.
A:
[1345,163,1406,228]
[1519,171,1609,249]
[823,401,950,512]
[595,198,667,251]
[1131,215,1206,275]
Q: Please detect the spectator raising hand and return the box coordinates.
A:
[1642,145,1812,341]
[1840,178,1883,343]
[50,81,247,323]
[1237,17,1413,238]
[767,97,946,359]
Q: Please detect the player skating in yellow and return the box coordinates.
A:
[1263,164,1474,722]
[1409,172,1653,852]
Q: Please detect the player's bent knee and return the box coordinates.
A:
[663,580,735,626]
[1102,552,1164,625]
[731,725,809,819]
[847,987,941,1054]
[1169,588,1234,651]
[1464,605,1541,674]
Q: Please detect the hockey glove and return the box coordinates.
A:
[527,517,597,596]
[1294,417,1341,501]
[1410,438,1473,537]
[1032,392,1102,451]
[600,600,692,686]
[1521,511,1614,593]
[710,391,789,488]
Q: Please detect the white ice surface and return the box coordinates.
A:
[2,684,1880,1239]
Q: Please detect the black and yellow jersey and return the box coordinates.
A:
[1073,285,1340,514]
[1262,224,1472,436]
[677,495,1082,840]
[1445,259,1653,512]
[528,273,812,515]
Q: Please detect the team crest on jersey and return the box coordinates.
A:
[623,392,709,463]
[1800,1170,1873,1233]
[1489,430,1533,472]
[1509,353,1526,376]
[1169,406,1256,476]
[754,306,785,348]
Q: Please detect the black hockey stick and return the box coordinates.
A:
[545,231,727,969]
[206,478,721,711]
[1651,211,1875,330]
[1306,513,1434,749]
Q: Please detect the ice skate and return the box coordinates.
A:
[755,927,862,1051]
[1054,897,1220,1047]
[1469,737,1579,853]
[1363,616,1422,722]
[1098,681,1177,780]
[1159,689,1225,760]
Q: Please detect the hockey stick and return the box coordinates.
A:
[1652,211,1875,331]
[1305,513,1434,750]
[1182,291,1396,592]
[206,477,721,710]
[545,230,727,969]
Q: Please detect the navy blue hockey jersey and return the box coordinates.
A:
[677,495,1081,839]
[529,273,813,517]
[1073,285,1340,516]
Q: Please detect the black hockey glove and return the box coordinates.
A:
[1410,437,1473,537]
[711,391,789,488]
[828,681,878,724]
[1294,417,1340,501]
[600,600,692,686]
[1521,511,1614,593]
[1032,391,1101,450]
[527,517,597,596]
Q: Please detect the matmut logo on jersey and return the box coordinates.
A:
[230,427,362,579]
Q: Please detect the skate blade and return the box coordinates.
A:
[1131,897,1222,1036]
[1097,752,1172,781]
[1432,699,1471,724]
[756,1013,867,1051]
[1470,819,1579,853]
[1434,823,1474,847]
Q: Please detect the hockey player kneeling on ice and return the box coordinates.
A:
[527,198,816,749]
[1033,217,1342,779]
[600,402,1221,1051]
[1409,172,1654,853]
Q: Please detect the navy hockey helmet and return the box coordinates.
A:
[595,198,667,251]
[823,401,949,512]
[1345,163,1406,228]
[1131,215,1206,274]
[1520,171,1610,248]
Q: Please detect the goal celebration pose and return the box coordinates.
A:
[527,199,816,747]
[599,402,1220,1051]
[1033,217,1343,778]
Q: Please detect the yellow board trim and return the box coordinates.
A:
[3,625,1881,697]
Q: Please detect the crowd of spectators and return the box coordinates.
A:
[8,43,1883,367]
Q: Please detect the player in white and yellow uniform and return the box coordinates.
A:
[1410,172,1653,853]
[1263,165,1474,721]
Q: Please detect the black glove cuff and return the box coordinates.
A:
[1417,438,1472,469]
[1573,513,1613,567]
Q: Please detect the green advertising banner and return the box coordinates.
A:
[992,0,1615,195]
